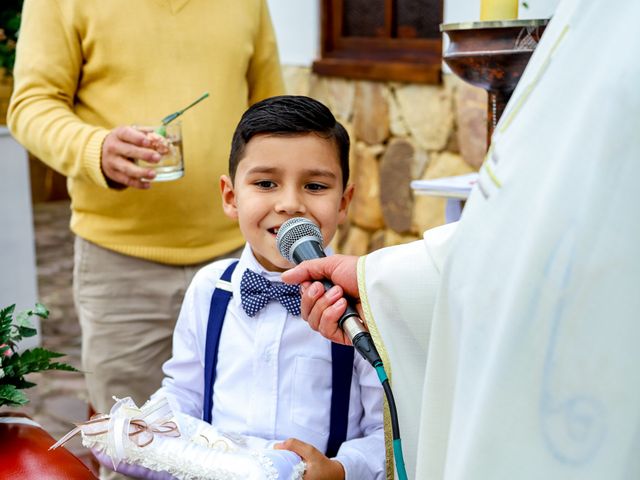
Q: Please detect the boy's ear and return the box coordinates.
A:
[337,183,355,224]
[220,175,238,220]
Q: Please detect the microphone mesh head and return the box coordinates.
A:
[276,217,323,263]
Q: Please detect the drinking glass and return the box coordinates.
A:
[134,122,184,181]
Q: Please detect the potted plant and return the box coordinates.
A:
[0,303,95,478]
[0,303,77,407]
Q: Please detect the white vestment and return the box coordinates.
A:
[360,0,640,478]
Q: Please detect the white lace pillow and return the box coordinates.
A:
[51,396,305,480]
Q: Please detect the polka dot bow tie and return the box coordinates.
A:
[240,269,301,317]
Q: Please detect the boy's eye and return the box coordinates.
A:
[306,183,328,192]
[254,180,276,189]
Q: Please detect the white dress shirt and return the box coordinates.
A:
[155,245,385,478]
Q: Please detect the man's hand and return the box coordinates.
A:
[281,255,360,345]
[275,438,345,480]
[101,126,162,189]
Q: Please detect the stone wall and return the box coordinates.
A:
[283,66,488,255]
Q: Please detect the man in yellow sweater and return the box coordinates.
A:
[8,1,283,470]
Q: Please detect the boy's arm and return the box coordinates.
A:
[275,439,345,480]
[333,357,386,480]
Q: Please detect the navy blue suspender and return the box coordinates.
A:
[202,260,355,457]
[202,261,238,425]
[326,342,355,458]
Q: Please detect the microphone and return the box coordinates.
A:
[276,217,382,367]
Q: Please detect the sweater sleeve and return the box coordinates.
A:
[246,0,285,105]
[7,0,109,188]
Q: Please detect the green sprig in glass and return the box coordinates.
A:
[155,92,210,137]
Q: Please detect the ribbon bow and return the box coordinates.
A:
[240,269,301,317]
[126,418,180,448]
[49,397,180,469]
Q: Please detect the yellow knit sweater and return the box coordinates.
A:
[8,0,284,264]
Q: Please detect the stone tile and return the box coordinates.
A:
[380,138,415,233]
[395,83,454,151]
[353,82,390,145]
[340,225,371,257]
[349,142,385,231]
[282,65,311,96]
[455,81,488,169]
[325,77,356,123]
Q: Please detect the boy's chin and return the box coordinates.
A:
[271,258,296,272]
[255,252,295,272]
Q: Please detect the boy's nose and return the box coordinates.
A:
[275,188,306,215]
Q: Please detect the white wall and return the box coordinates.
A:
[268,0,561,67]
[267,0,319,66]
[0,127,40,349]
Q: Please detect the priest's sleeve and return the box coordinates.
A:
[357,222,457,479]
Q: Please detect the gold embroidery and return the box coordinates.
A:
[358,255,395,480]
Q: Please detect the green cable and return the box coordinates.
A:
[393,439,408,480]
[375,364,408,480]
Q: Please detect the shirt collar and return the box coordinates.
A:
[230,245,287,307]
[230,243,334,308]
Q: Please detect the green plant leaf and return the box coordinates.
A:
[0,304,16,320]
[8,378,37,389]
[0,358,21,378]
[17,326,37,338]
[6,16,21,33]
[15,309,29,326]
[0,302,78,407]
[0,384,29,407]
[48,362,78,372]
[12,347,77,376]
[34,303,49,319]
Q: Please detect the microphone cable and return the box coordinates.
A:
[351,330,408,480]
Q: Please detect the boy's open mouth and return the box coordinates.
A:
[268,226,280,235]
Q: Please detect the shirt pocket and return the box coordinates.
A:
[291,356,332,435]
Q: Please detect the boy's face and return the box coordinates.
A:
[221,133,353,272]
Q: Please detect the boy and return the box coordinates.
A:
[154,96,385,479]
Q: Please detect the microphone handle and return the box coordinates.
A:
[292,240,382,367]
[316,279,362,329]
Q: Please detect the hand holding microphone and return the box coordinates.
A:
[277,218,382,367]
[282,254,359,346]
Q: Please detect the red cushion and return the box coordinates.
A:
[0,413,97,479]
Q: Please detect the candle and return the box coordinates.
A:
[480,0,519,21]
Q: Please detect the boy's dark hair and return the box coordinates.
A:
[229,95,350,189]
